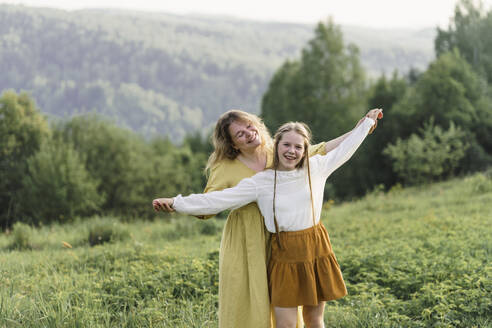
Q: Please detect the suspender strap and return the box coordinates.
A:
[306,157,317,229]
[273,169,283,249]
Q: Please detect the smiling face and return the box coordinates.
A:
[276,130,306,171]
[228,120,261,152]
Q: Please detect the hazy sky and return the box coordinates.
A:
[2,0,492,28]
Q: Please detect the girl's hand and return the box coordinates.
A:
[366,108,383,134]
[152,198,175,212]
[366,108,383,121]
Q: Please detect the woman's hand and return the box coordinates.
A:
[152,198,175,212]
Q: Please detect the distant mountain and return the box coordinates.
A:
[0,5,435,141]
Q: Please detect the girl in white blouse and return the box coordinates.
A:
[153,109,381,328]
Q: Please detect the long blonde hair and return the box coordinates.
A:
[205,110,273,173]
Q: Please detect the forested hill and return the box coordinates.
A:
[0,5,435,141]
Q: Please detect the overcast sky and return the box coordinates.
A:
[2,0,491,28]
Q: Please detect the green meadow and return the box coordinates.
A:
[1,172,491,328]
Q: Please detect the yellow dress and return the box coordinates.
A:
[202,142,326,328]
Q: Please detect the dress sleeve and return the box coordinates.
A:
[309,142,327,156]
[204,162,230,193]
[195,162,231,219]
[173,177,258,216]
[316,117,375,177]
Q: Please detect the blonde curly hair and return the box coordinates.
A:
[205,110,273,173]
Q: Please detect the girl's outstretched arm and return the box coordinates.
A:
[152,176,258,216]
[323,108,383,153]
[317,109,381,177]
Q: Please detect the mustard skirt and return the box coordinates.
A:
[267,223,347,307]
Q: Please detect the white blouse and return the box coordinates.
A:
[173,118,375,233]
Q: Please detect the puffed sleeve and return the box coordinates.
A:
[173,177,258,216]
[315,118,375,178]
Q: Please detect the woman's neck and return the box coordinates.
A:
[237,147,267,172]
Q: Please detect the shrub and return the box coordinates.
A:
[0,91,51,229]
[200,220,220,236]
[22,138,103,224]
[157,219,203,241]
[383,119,468,185]
[88,218,130,246]
[470,172,492,194]
[10,222,32,250]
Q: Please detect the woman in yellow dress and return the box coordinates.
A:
[163,109,377,328]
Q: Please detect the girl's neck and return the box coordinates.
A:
[276,167,296,172]
[237,147,267,172]
[276,164,298,172]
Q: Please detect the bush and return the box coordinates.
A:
[199,220,220,236]
[22,138,103,224]
[470,172,492,194]
[159,219,201,241]
[88,218,130,246]
[59,116,207,219]
[383,119,468,185]
[0,91,51,229]
[10,222,32,250]
[152,218,221,241]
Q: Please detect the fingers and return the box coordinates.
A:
[157,201,166,211]
[366,108,383,134]
[163,202,175,212]
[152,198,175,213]
[152,200,160,212]
[366,108,383,121]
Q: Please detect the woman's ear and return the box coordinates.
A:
[230,140,239,151]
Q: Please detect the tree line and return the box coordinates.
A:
[262,0,492,198]
[0,92,210,229]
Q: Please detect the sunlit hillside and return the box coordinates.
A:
[0,4,434,140]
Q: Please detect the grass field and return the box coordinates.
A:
[1,172,491,327]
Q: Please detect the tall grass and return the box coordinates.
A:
[1,173,491,327]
